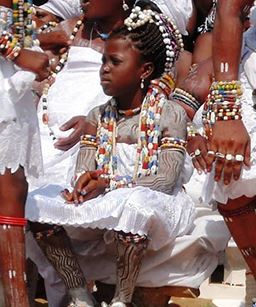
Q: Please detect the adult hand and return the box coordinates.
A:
[38,30,71,54]
[187,135,208,174]
[205,120,251,185]
[14,49,50,81]
[54,116,88,151]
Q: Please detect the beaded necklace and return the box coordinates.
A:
[96,82,166,184]
[41,19,83,140]
[118,106,141,117]
[12,0,37,48]
[37,21,58,34]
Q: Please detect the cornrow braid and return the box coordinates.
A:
[109,5,183,80]
[110,22,166,79]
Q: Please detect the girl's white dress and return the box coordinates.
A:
[0,58,43,178]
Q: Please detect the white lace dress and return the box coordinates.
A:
[0,58,43,178]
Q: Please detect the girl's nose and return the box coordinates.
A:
[102,64,110,72]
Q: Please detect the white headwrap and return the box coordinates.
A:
[151,0,193,35]
[40,0,81,20]
[250,5,256,27]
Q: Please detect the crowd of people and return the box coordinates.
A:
[0,0,256,306]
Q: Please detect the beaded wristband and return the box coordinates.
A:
[80,134,97,148]
[6,45,21,60]
[187,122,200,138]
[172,88,201,112]
[103,174,134,193]
[203,80,243,126]
[160,137,187,152]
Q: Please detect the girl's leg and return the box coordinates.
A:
[218,196,256,277]
[109,232,148,307]
[30,222,95,307]
[0,167,29,307]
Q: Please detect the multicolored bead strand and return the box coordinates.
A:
[0,6,13,33]
[41,19,83,140]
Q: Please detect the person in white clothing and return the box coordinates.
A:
[0,0,50,305]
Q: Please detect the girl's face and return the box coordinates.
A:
[100,36,145,98]
[80,0,123,19]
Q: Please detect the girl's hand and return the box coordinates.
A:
[61,171,109,205]
[205,120,251,184]
[187,135,208,174]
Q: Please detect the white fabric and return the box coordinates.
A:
[29,46,107,188]
[151,0,193,35]
[26,144,230,288]
[40,0,81,20]
[26,142,231,287]
[26,143,196,248]
[0,58,43,178]
[242,27,256,90]
[249,5,256,27]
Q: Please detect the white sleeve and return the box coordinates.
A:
[0,64,36,122]
[244,51,256,90]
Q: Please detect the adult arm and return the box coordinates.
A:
[205,0,253,184]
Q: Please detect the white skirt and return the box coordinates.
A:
[26,185,195,251]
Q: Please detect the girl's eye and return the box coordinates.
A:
[111,57,122,65]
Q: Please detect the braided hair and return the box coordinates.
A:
[110,22,166,80]
[109,3,182,80]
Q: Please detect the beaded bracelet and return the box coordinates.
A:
[0,31,21,60]
[102,174,134,193]
[172,88,201,112]
[80,134,97,148]
[203,80,243,126]
[160,137,187,152]
[187,122,200,139]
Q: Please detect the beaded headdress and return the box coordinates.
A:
[124,6,184,74]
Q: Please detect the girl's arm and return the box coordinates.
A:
[135,101,187,194]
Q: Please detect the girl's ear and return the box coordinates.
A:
[141,62,155,80]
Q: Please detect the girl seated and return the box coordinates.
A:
[27,5,195,307]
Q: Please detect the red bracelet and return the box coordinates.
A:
[0,215,27,226]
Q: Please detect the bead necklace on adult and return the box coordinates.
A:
[41,18,114,142]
